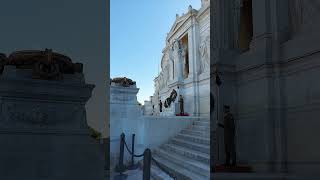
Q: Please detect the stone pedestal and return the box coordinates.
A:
[110,80,144,171]
[0,64,104,179]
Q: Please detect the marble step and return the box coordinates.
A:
[176,133,210,145]
[193,120,210,126]
[180,129,210,138]
[213,173,318,180]
[171,138,210,154]
[190,124,210,131]
[197,117,210,122]
[154,148,210,178]
[162,143,210,164]
[151,165,173,180]
[152,154,208,180]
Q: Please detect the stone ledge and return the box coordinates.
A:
[0,128,89,135]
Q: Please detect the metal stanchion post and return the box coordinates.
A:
[143,149,151,180]
[127,134,139,170]
[114,133,127,179]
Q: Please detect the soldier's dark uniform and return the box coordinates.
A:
[178,95,184,114]
[159,100,162,112]
[219,106,236,166]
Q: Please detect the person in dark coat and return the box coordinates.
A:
[178,95,184,114]
[159,100,162,112]
[218,105,236,166]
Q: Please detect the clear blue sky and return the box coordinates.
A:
[111,0,201,104]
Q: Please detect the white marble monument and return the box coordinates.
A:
[144,3,210,118]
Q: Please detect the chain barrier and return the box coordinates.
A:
[124,138,144,157]
[117,133,178,180]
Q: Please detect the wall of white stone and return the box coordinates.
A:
[282,50,320,173]
[110,84,198,170]
[110,114,196,170]
[198,75,210,117]
[221,33,320,173]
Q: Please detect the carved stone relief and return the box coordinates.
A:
[199,35,210,74]
[0,101,84,129]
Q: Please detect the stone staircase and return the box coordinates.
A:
[150,117,210,180]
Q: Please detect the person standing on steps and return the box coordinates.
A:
[159,100,162,113]
[178,95,184,115]
[152,105,155,115]
[217,105,236,166]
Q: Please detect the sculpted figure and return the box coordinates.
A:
[159,100,163,112]
[199,35,210,73]
[181,45,189,78]
[173,40,181,62]
[163,65,169,86]
[178,95,184,114]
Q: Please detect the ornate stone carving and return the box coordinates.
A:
[5,104,49,128]
[163,89,178,108]
[111,77,136,87]
[201,0,210,7]
[181,45,189,79]
[163,65,169,86]
[199,35,210,74]
[172,40,184,80]
[0,101,85,129]
[2,49,83,80]
[173,40,182,62]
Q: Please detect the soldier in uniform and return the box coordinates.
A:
[159,100,162,112]
[218,105,236,166]
[178,95,184,114]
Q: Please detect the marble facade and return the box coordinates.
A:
[145,1,210,117]
[211,0,320,176]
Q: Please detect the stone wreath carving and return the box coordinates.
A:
[111,77,136,87]
[164,89,178,108]
[0,49,83,80]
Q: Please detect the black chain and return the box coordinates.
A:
[151,157,177,180]
[124,138,144,157]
